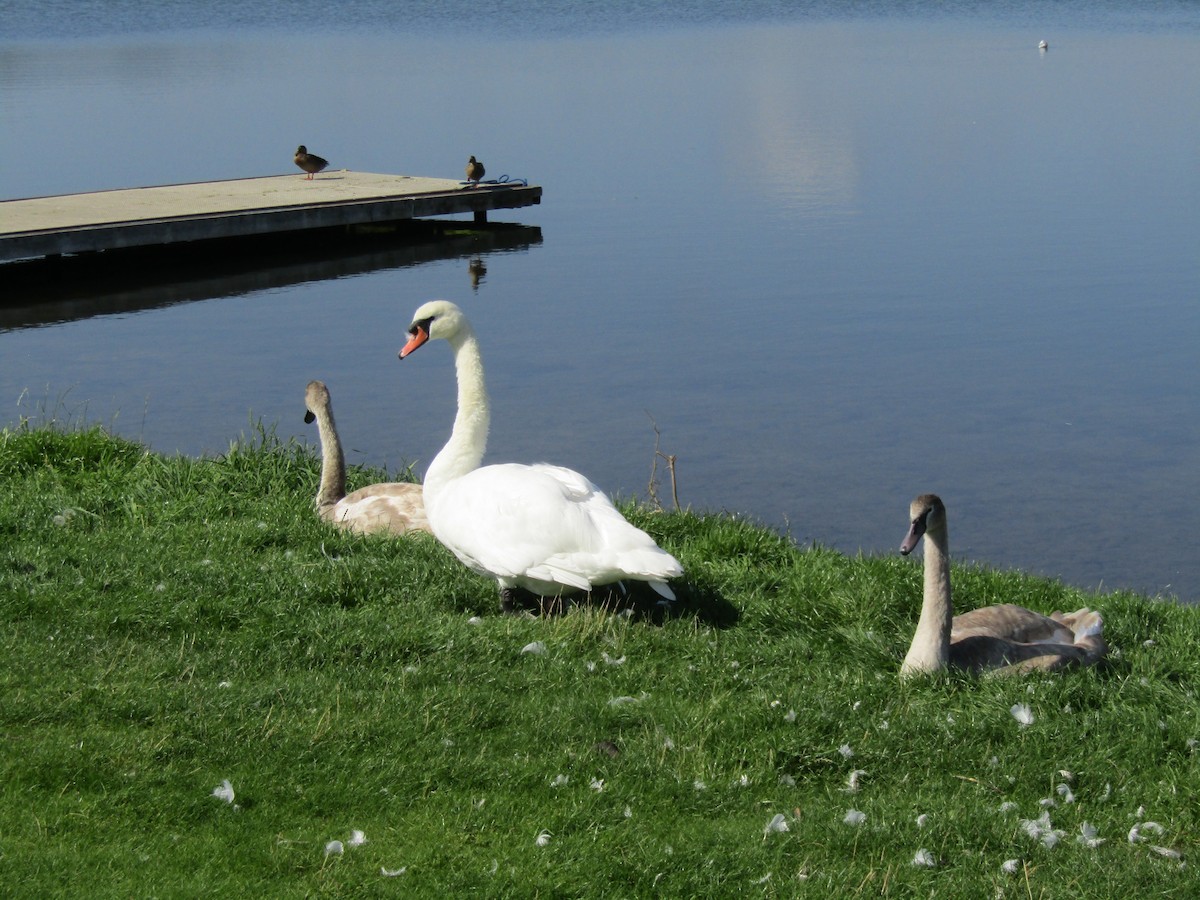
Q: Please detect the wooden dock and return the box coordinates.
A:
[0,171,541,264]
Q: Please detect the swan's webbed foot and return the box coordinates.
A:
[499,587,522,613]
[498,584,678,619]
[499,587,579,616]
[500,587,547,614]
[587,580,678,623]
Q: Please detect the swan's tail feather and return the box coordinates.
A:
[1056,607,1107,667]
[1073,613,1104,640]
[616,548,684,581]
[532,548,682,592]
[647,580,676,601]
[1054,607,1104,640]
[524,564,593,593]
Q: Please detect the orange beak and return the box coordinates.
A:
[399,325,429,359]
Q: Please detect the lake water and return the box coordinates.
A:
[2,1,1198,603]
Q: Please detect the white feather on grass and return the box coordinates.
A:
[843,809,866,826]
[211,780,235,804]
[1129,821,1165,843]
[763,813,789,837]
[912,848,936,867]
[1019,811,1064,849]
[1010,703,1035,727]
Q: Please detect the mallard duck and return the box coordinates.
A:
[294,145,329,180]
[465,155,485,185]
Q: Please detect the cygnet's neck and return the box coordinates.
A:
[901,527,953,675]
[423,323,489,498]
[313,403,346,508]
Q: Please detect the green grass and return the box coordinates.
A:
[1,422,1198,897]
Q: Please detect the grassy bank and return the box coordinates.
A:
[1,423,1196,897]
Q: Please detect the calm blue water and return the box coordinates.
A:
[2,2,1198,602]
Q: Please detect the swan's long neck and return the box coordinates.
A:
[313,403,346,509]
[901,527,953,675]
[423,324,489,498]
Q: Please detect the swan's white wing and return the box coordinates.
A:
[427,463,681,593]
[1052,607,1104,639]
[524,466,682,591]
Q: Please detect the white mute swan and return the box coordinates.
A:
[304,380,430,536]
[899,493,1106,676]
[398,300,683,609]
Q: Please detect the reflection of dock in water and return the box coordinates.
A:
[0,220,542,331]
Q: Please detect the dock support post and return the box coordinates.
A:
[474,209,488,224]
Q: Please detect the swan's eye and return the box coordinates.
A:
[409,316,435,337]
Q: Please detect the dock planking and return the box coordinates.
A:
[0,171,541,264]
